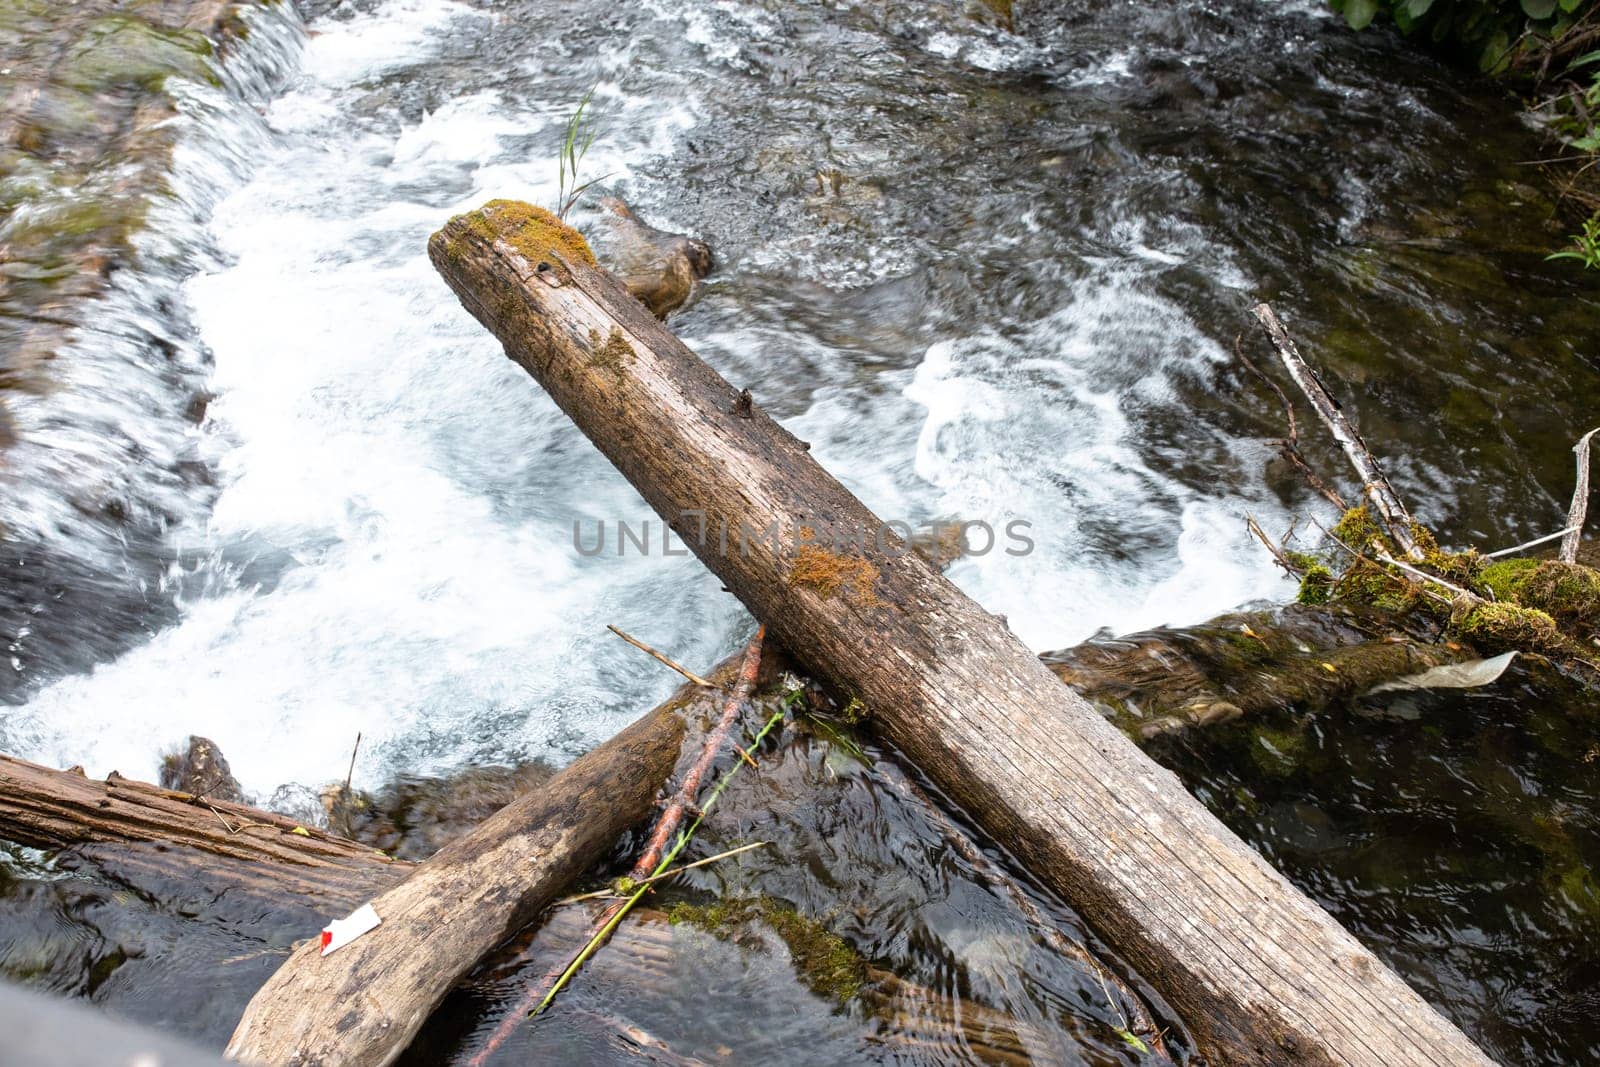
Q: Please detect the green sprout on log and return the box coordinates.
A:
[555,87,611,221]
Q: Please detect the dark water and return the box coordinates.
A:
[1159,657,1600,1064]
[1,0,1597,1062]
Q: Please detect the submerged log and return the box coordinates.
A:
[1046,604,1471,739]
[223,667,705,1066]
[526,905,1067,1067]
[428,200,1493,1066]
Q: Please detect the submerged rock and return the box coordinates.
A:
[595,196,713,318]
[328,761,556,862]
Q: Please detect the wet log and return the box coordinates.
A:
[1045,604,1471,739]
[223,670,703,1066]
[0,754,407,910]
[428,200,1494,1067]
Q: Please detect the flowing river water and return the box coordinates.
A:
[2,0,1599,1063]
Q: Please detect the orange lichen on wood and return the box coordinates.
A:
[790,528,880,607]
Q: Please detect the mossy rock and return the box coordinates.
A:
[1475,559,1600,637]
[1452,602,1562,654]
[59,15,217,94]
[1513,562,1600,637]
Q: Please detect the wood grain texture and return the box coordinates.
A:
[0,754,405,908]
[427,202,1495,1067]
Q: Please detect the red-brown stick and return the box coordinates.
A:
[630,625,764,878]
[465,628,766,1065]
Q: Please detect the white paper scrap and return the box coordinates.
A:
[320,902,381,956]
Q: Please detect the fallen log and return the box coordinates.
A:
[1045,604,1471,739]
[427,200,1494,1066]
[2,655,1150,1066]
[0,754,406,911]
[223,664,702,1066]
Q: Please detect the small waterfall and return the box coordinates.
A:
[0,4,306,702]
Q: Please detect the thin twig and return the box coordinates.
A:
[343,733,361,795]
[557,841,770,904]
[607,625,720,689]
[1235,334,1348,511]
[630,627,765,876]
[1483,526,1579,559]
[1252,304,1419,558]
[523,706,786,1022]
[1560,426,1599,563]
[206,804,276,837]
[1247,513,1306,578]
[1373,548,1476,601]
[466,630,772,1065]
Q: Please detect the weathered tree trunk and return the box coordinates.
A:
[0,754,407,909]
[427,201,1494,1066]
[223,675,699,1066]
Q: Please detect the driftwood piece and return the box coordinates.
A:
[223,675,697,1066]
[0,754,407,910]
[1251,303,1422,559]
[1561,426,1598,564]
[428,201,1493,1066]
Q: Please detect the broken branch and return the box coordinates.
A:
[1251,303,1421,558]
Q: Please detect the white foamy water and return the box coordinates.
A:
[9,0,1302,800]
[8,0,733,795]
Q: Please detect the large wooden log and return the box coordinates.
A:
[0,754,407,910]
[427,200,1495,1066]
[223,672,698,1066]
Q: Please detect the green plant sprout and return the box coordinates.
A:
[555,87,611,221]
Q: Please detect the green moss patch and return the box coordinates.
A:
[587,327,635,375]
[459,199,596,266]
[667,896,866,1003]
[1453,602,1562,654]
[1296,564,1333,605]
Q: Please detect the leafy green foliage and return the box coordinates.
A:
[1326,0,1587,73]
[1331,0,1600,263]
[1546,212,1600,267]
